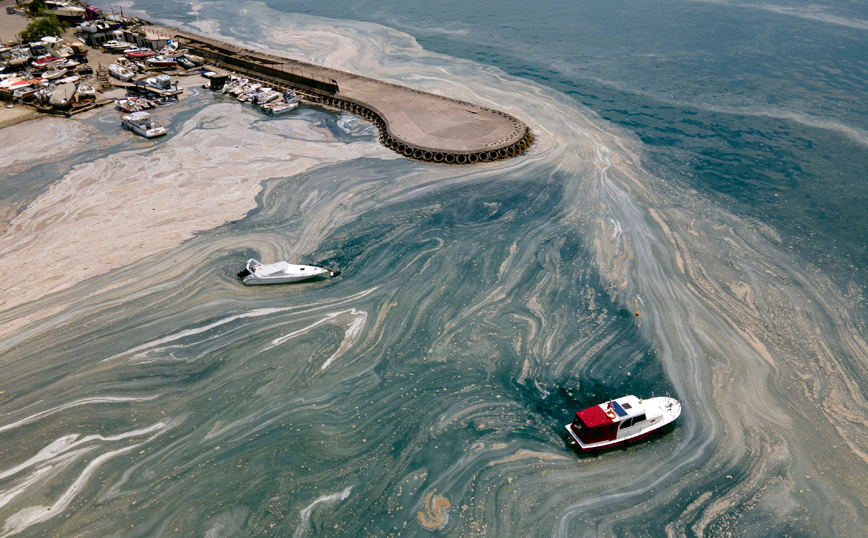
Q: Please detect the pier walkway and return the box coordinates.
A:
[144,26,533,164]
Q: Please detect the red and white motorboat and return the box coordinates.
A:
[32,55,65,68]
[125,47,155,60]
[565,395,681,452]
[146,55,177,68]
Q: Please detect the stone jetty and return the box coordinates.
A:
[146,26,533,164]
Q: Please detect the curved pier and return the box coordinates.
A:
[145,26,533,163]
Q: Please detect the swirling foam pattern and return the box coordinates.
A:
[0,1,866,536]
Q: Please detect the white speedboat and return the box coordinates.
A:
[146,55,177,68]
[121,111,167,138]
[565,395,681,452]
[41,67,68,81]
[45,1,86,21]
[109,62,135,82]
[103,40,135,53]
[77,84,96,99]
[237,259,340,285]
[264,101,299,115]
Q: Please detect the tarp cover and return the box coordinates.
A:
[577,405,614,429]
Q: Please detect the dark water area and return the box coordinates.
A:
[260,0,868,291]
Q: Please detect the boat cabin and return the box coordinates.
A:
[569,395,654,445]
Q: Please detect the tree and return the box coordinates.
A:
[19,14,69,43]
[27,0,47,16]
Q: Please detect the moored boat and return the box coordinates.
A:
[237,259,340,285]
[115,96,155,113]
[146,55,177,68]
[121,111,167,138]
[32,54,65,68]
[565,395,682,452]
[45,1,86,21]
[125,47,155,60]
[264,101,299,115]
[102,40,135,53]
[176,56,196,69]
[109,62,135,82]
[41,67,68,81]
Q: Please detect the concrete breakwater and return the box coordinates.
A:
[145,26,533,164]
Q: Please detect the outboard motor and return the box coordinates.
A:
[237,268,251,279]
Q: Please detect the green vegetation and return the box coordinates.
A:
[19,14,69,43]
[26,0,48,16]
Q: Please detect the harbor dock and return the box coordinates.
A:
[145,26,533,164]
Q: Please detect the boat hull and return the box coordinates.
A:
[242,272,326,285]
[239,259,339,285]
[565,396,681,452]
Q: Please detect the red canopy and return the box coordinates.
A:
[576,404,614,428]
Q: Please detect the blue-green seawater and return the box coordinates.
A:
[1,0,867,536]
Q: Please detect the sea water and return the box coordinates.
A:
[1,0,867,536]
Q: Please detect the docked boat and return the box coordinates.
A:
[237,259,340,285]
[45,1,86,21]
[264,101,299,116]
[0,77,25,91]
[109,62,135,82]
[125,47,155,60]
[32,54,65,68]
[41,67,68,81]
[77,20,112,34]
[48,82,77,109]
[115,97,155,113]
[183,53,204,65]
[565,395,682,452]
[77,84,96,99]
[146,55,177,68]
[102,40,135,53]
[176,56,196,69]
[55,75,80,85]
[121,111,167,138]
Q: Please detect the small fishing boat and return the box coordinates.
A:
[109,62,135,82]
[41,67,68,81]
[77,84,96,99]
[45,1,86,21]
[32,54,65,68]
[146,55,177,68]
[183,53,204,65]
[0,77,25,91]
[565,395,682,452]
[125,47,155,60]
[102,40,134,52]
[103,40,135,53]
[237,259,340,285]
[115,97,155,113]
[55,75,80,85]
[255,89,282,104]
[48,82,77,109]
[176,56,196,69]
[121,111,167,138]
[264,101,299,115]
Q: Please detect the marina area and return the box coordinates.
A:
[0,4,532,162]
